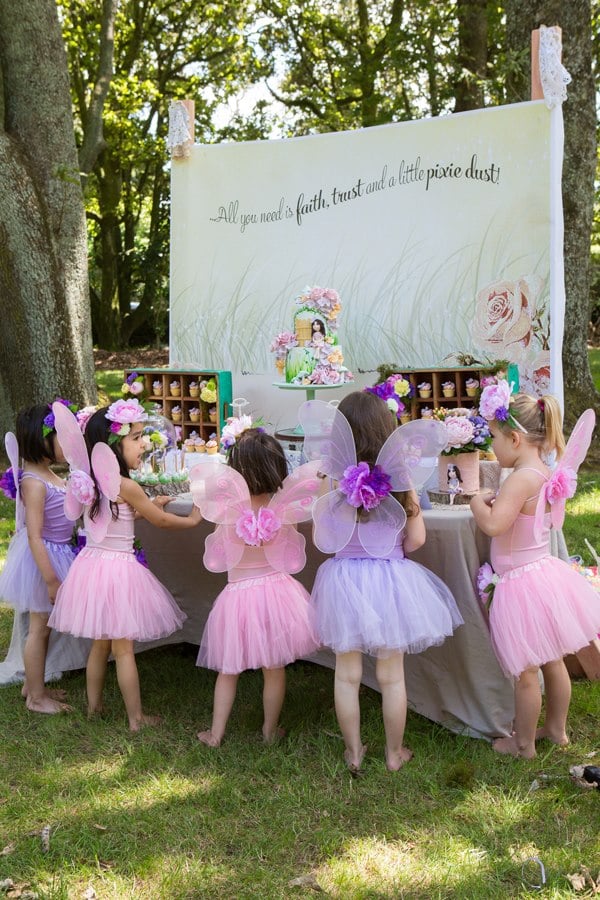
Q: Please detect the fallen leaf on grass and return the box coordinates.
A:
[566,867,600,893]
[92,824,107,831]
[81,888,96,899]
[0,843,16,856]
[288,874,323,891]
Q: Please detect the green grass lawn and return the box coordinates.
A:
[0,359,598,898]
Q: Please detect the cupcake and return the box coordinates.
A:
[184,439,195,453]
[208,406,217,423]
[442,381,455,398]
[189,406,200,423]
[418,381,431,399]
[465,377,479,397]
[152,380,163,396]
[169,379,181,397]
[399,413,411,424]
[194,438,206,453]
[189,381,199,398]
[206,439,219,455]
[171,405,182,423]
[420,407,433,419]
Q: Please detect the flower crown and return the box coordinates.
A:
[478,380,527,433]
[43,398,78,437]
[105,399,148,445]
[220,414,265,452]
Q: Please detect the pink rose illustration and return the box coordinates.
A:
[520,351,551,397]
[473,275,543,362]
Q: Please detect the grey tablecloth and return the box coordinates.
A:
[2,497,547,740]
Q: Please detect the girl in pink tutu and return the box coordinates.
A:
[49,401,201,731]
[471,382,600,758]
[0,403,77,714]
[299,392,463,774]
[190,427,321,746]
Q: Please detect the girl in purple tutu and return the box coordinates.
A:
[0,403,76,714]
[49,401,201,731]
[471,382,599,758]
[299,392,463,774]
[190,428,321,746]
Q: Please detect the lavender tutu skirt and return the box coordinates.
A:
[311,556,463,657]
[198,572,320,674]
[48,547,186,641]
[489,556,600,677]
[0,530,75,615]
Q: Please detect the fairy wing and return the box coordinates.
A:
[263,460,322,573]
[52,401,90,521]
[85,442,122,543]
[4,432,24,531]
[311,489,358,555]
[377,419,448,493]
[189,462,251,572]
[299,400,356,479]
[357,495,408,559]
[534,408,596,542]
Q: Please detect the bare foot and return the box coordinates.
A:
[263,726,286,744]
[87,704,107,719]
[129,714,163,732]
[535,726,569,746]
[26,695,72,714]
[344,744,367,777]
[385,747,413,772]
[197,729,222,747]
[22,685,67,701]
[492,735,536,759]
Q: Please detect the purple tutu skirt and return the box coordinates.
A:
[48,547,186,641]
[198,572,320,674]
[311,556,463,657]
[0,529,75,615]
[489,556,600,677]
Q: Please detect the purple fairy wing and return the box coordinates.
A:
[534,408,596,542]
[357,495,407,558]
[298,400,356,479]
[4,432,24,531]
[264,526,307,574]
[52,401,91,521]
[312,489,357,554]
[377,419,447,493]
[189,462,250,524]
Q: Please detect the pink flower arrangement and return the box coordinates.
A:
[444,416,475,449]
[106,398,148,425]
[235,507,281,546]
[477,562,499,609]
[70,470,96,506]
[478,380,511,421]
[545,467,577,504]
[76,405,97,433]
[270,331,298,360]
[339,462,392,510]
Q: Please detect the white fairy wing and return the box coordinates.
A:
[533,408,596,542]
[299,400,356,479]
[377,419,447,492]
[189,462,250,524]
[357,495,407,558]
[4,432,24,532]
[52,401,90,521]
[312,489,357,555]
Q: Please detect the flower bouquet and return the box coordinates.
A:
[436,408,492,494]
[270,331,298,375]
[365,373,414,421]
[121,372,145,397]
[200,379,217,404]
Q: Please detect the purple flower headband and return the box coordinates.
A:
[0,466,22,500]
[105,398,148,445]
[42,398,79,437]
[478,381,527,433]
[339,462,392,510]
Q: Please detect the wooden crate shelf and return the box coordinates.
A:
[124,368,233,441]
[401,367,484,420]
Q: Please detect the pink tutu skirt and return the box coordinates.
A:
[0,530,75,615]
[311,556,463,657]
[490,556,600,676]
[48,547,186,641]
[198,572,320,674]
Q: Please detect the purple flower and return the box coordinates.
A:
[0,466,21,500]
[339,462,392,510]
[495,406,509,421]
[126,372,139,385]
[133,539,149,567]
[71,533,87,556]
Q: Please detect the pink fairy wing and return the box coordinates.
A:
[204,525,244,572]
[534,409,596,542]
[298,400,356,479]
[312,489,357,554]
[85,442,122,543]
[357,495,407,558]
[52,401,90,520]
[189,462,250,524]
[377,419,448,493]
[5,432,24,531]
[268,460,322,524]
[264,526,307,574]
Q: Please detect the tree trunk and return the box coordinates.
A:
[505,0,599,448]
[0,0,96,435]
[454,0,488,111]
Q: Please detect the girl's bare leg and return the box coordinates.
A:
[86,639,111,716]
[335,651,366,771]
[536,658,570,745]
[262,667,286,742]
[493,666,540,758]
[376,652,413,770]
[111,638,160,731]
[198,673,239,747]
[24,612,70,713]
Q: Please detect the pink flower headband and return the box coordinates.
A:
[105,398,148,445]
[478,381,527,433]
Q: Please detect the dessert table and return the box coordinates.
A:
[0,498,542,741]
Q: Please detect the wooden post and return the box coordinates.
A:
[531,25,563,101]
[169,99,195,159]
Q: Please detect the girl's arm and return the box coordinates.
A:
[470,471,538,537]
[118,478,202,529]
[402,490,425,553]
[21,478,62,602]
